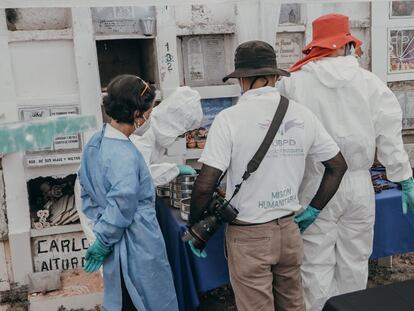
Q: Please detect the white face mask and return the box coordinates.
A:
[134,115,151,136]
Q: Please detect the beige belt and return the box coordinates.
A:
[230,212,295,226]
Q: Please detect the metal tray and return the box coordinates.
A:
[174,174,197,183]
[171,198,183,209]
[156,186,170,198]
[170,183,194,191]
[171,191,192,200]
[180,198,191,221]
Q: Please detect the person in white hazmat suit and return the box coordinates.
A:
[75,86,203,243]
[278,14,414,310]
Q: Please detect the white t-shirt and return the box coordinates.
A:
[199,87,339,223]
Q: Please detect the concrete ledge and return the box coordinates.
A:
[29,292,102,311]
[28,270,103,311]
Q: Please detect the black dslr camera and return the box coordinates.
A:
[182,192,238,251]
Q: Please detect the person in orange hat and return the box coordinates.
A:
[289,13,363,73]
[278,13,414,310]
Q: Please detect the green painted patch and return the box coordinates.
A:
[0,115,97,154]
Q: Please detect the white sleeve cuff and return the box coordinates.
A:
[309,146,340,163]
[198,157,228,172]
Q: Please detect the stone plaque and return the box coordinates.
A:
[182,35,227,86]
[275,32,304,70]
[32,232,89,272]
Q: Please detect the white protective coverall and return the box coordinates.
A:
[75,86,203,243]
[278,55,412,310]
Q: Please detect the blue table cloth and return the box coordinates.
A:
[155,197,229,311]
[156,179,414,311]
[371,181,414,259]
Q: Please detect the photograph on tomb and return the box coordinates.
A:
[389,28,414,73]
[27,174,79,229]
[391,1,414,18]
[279,3,302,25]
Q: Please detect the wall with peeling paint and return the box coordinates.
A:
[7,8,71,30]
[175,3,236,35]
[0,161,10,292]
[0,165,7,241]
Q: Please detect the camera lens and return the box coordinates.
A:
[182,215,220,250]
[182,193,238,251]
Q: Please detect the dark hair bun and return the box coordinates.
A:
[103,74,155,124]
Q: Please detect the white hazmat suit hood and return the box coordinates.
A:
[302,55,359,89]
[278,55,412,310]
[130,86,202,186]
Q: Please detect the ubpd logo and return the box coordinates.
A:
[279,119,304,135]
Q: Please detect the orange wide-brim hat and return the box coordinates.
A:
[302,13,362,55]
[289,14,363,72]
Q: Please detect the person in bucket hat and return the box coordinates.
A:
[278,14,414,310]
[222,40,290,82]
[188,40,347,311]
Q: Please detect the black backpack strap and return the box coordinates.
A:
[228,95,289,201]
[244,95,289,179]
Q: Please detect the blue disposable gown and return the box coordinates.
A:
[79,125,178,311]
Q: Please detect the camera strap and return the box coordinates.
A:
[227,95,289,202]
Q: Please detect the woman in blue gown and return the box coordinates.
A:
[79,75,179,311]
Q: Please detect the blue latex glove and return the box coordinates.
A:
[401,178,414,215]
[177,164,197,175]
[84,239,111,273]
[188,241,207,258]
[294,205,321,234]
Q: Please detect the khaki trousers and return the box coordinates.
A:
[226,216,305,311]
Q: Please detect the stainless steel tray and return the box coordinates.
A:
[170,191,192,200]
[174,174,197,183]
[170,183,194,191]
[180,198,191,221]
[156,186,170,198]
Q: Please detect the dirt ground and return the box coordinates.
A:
[368,253,414,287]
[6,255,413,311]
[197,253,414,310]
